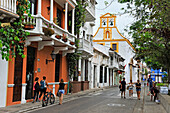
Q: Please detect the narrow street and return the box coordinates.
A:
[28,87,142,113]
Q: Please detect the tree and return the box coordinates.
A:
[118,0,170,83]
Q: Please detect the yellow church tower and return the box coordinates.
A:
[93,13,134,53]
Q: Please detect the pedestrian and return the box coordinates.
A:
[151,83,159,102]
[120,77,126,99]
[39,76,48,100]
[58,79,65,105]
[136,80,141,100]
[147,75,153,95]
[32,77,40,103]
[128,80,134,98]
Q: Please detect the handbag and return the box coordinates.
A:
[56,91,61,97]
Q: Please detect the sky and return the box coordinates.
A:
[94,0,135,41]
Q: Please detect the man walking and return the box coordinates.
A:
[121,77,126,99]
[147,75,153,95]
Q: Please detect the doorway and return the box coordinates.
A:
[55,54,61,82]
[13,52,23,102]
[93,65,96,88]
[26,47,35,99]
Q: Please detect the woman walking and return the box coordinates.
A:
[128,80,134,98]
[58,79,65,105]
[136,80,141,100]
[32,77,40,103]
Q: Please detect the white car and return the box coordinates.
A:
[160,86,168,95]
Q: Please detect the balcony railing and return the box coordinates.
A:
[86,0,95,16]
[0,0,16,14]
[79,36,93,53]
[23,14,75,42]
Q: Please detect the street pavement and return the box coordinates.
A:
[0,85,167,113]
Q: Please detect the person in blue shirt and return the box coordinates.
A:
[147,75,153,95]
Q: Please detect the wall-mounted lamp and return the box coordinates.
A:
[46,51,56,64]
[47,6,50,15]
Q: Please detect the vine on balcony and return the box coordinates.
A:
[0,0,31,61]
[67,0,87,79]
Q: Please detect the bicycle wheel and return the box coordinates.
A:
[50,93,55,104]
[42,95,48,107]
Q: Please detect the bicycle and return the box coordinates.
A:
[42,87,55,107]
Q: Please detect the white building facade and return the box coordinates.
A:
[93,13,138,83]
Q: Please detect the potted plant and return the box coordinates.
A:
[23,22,35,30]
[70,41,75,45]
[62,34,68,42]
[53,17,58,25]
[42,27,54,36]
[55,34,61,39]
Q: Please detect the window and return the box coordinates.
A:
[100,66,103,83]
[83,30,85,39]
[57,9,62,27]
[112,44,117,51]
[106,31,110,39]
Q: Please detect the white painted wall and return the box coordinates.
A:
[0,55,8,107]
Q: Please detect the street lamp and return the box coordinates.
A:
[46,51,56,64]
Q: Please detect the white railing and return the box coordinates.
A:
[23,14,75,42]
[79,36,93,53]
[0,0,16,13]
[86,0,95,16]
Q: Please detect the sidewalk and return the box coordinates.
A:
[0,87,111,113]
[143,85,167,113]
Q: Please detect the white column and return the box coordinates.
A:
[72,8,75,34]
[103,66,105,87]
[50,0,53,22]
[53,84,55,97]
[113,70,115,85]
[21,83,27,104]
[14,0,16,13]
[38,0,41,15]
[65,2,68,31]
[78,58,81,81]
[81,59,85,81]
[107,67,109,86]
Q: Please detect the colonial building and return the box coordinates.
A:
[0,0,18,107]
[92,43,110,88]
[77,0,96,87]
[0,0,77,107]
[93,13,137,83]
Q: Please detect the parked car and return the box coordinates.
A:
[160,86,168,95]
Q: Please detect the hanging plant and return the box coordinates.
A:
[42,27,54,36]
[0,0,31,61]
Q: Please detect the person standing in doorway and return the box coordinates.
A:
[120,77,126,99]
[32,77,40,103]
[58,79,65,105]
[39,76,48,100]
[136,80,141,100]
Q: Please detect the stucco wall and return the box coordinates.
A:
[0,55,8,107]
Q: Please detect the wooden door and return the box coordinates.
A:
[13,53,23,102]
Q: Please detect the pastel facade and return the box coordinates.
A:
[0,0,19,107]
[0,0,77,107]
[93,13,137,83]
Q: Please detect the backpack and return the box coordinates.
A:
[35,82,40,91]
[40,80,45,89]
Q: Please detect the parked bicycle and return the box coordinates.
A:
[42,87,55,107]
